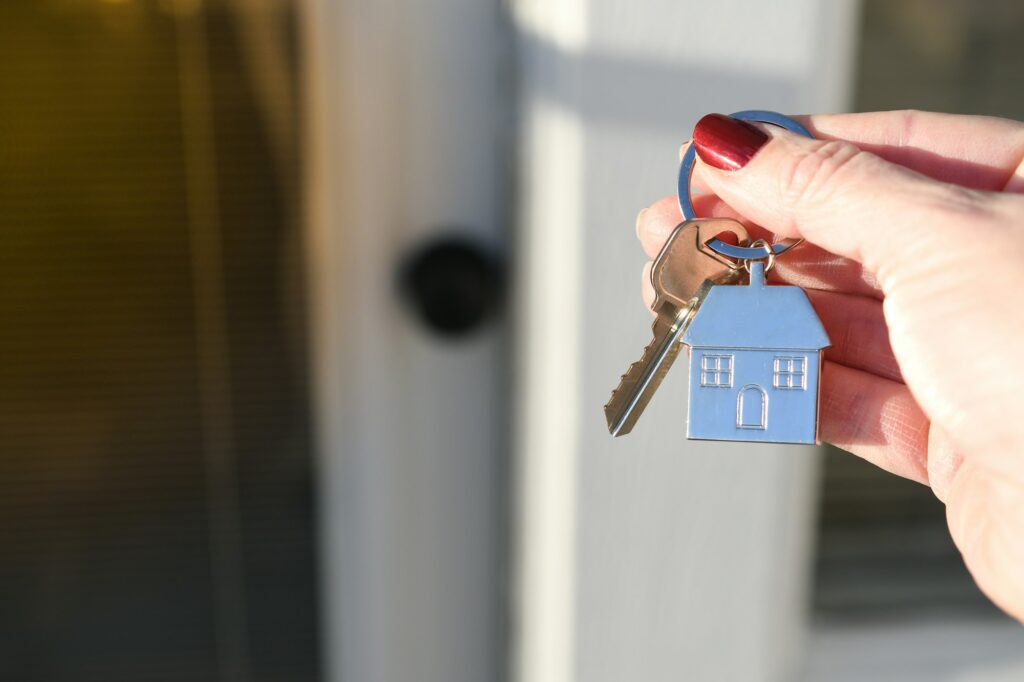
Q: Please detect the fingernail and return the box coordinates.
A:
[635,207,648,239]
[693,113,769,171]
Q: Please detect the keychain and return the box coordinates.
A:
[605,111,830,444]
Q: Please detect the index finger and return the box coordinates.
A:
[686,111,1024,218]
[795,111,1024,192]
[692,119,1018,281]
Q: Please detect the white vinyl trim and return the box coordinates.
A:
[512,1,860,681]
[301,0,507,680]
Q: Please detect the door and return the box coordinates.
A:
[738,385,769,430]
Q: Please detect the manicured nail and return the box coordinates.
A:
[693,113,769,171]
[635,207,648,239]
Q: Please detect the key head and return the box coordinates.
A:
[651,218,748,309]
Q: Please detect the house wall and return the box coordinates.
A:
[686,348,820,444]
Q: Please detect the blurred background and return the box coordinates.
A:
[0,1,1022,681]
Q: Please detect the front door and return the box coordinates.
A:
[738,385,768,429]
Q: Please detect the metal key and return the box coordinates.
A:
[604,219,748,436]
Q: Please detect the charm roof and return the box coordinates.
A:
[682,266,830,350]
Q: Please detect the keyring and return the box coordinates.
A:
[678,110,811,261]
[741,239,775,274]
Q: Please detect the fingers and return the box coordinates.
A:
[641,261,655,313]
[637,194,882,299]
[662,112,1024,294]
[926,423,963,503]
[945,458,1024,622]
[820,361,930,485]
[806,289,900,383]
[683,111,1024,213]
[693,119,1015,286]
[636,195,685,258]
[758,236,881,300]
[796,111,1024,192]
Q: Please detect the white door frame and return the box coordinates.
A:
[300,0,509,680]
[511,2,859,681]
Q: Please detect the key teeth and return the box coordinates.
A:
[604,247,732,437]
[605,358,648,405]
[608,336,663,391]
[604,309,688,435]
[603,338,666,430]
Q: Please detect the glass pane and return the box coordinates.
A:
[0,2,318,680]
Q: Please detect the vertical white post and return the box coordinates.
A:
[512,2,860,681]
[301,0,509,680]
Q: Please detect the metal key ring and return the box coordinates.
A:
[742,239,776,274]
[678,110,811,260]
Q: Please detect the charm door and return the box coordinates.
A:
[738,385,769,430]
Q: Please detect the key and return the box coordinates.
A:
[604,218,748,436]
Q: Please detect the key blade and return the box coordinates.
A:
[604,219,745,437]
[604,302,696,437]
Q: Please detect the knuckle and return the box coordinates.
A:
[891,109,926,146]
[932,184,989,218]
[914,181,997,233]
[779,139,865,212]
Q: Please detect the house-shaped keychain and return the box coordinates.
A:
[681,261,830,444]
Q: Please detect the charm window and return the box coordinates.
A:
[773,356,806,390]
[700,354,733,387]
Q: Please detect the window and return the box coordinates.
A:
[700,354,733,387]
[0,3,319,679]
[773,356,806,390]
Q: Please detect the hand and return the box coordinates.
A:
[636,110,1024,621]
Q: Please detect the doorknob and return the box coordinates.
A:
[398,234,505,338]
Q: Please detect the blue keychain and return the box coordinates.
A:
[605,111,830,443]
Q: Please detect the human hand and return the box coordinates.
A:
[635,110,1024,621]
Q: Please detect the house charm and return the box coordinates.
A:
[681,261,830,444]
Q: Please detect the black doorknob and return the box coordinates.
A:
[397,234,505,338]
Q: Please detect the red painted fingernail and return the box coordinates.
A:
[693,113,769,171]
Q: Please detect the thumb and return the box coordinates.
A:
[691,113,1004,283]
